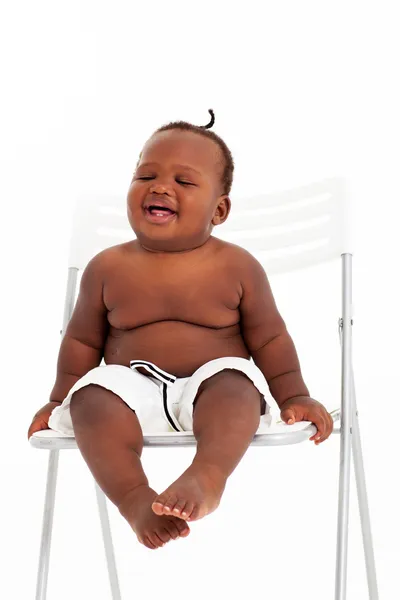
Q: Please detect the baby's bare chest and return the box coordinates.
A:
[104,254,243,331]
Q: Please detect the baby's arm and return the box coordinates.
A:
[238,250,333,442]
[49,252,109,403]
[238,251,309,407]
[28,252,109,437]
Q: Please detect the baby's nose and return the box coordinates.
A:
[150,182,170,194]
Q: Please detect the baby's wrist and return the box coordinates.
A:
[277,395,311,408]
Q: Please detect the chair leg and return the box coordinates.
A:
[335,389,352,600]
[95,482,122,600]
[35,450,59,600]
[336,278,379,600]
[351,373,379,599]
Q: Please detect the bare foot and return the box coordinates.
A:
[118,485,190,549]
[152,464,227,522]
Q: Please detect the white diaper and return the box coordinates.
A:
[48,356,273,436]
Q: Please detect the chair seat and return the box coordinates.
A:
[29,409,340,450]
[29,420,322,450]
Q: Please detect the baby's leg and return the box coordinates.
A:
[152,370,261,521]
[70,384,189,549]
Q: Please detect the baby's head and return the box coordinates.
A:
[127,110,234,253]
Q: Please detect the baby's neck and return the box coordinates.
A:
[136,236,215,255]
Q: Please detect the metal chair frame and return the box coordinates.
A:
[29,179,379,599]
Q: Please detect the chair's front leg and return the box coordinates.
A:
[95,482,121,600]
[35,449,59,600]
[351,374,379,599]
[335,392,352,600]
[335,255,354,600]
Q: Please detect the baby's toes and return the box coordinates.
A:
[142,536,157,550]
[167,517,191,540]
[152,493,177,516]
[156,528,173,545]
[186,504,200,521]
[177,500,195,521]
[151,496,164,516]
[164,517,190,539]
[175,517,190,537]
[164,524,180,540]
[171,498,188,518]
[148,531,169,549]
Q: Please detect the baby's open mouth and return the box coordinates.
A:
[146,206,176,215]
[144,206,177,223]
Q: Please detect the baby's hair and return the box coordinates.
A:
[136,110,234,195]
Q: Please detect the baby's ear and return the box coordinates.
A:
[212,195,231,225]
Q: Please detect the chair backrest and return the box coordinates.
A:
[68,177,348,274]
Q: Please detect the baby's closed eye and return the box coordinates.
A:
[136,176,195,186]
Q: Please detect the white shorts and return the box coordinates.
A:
[48,356,273,436]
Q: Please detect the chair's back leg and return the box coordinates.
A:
[95,482,122,600]
[351,373,379,599]
[35,450,59,600]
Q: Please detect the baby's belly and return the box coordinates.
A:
[103,320,250,378]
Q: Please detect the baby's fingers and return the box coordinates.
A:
[309,413,327,443]
[311,411,334,444]
[27,418,49,441]
[318,412,334,443]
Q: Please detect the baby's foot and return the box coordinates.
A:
[118,485,190,549]
[152,464,227,522]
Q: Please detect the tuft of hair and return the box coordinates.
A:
[152,109,234,195]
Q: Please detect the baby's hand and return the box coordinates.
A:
[279,396,334,444]
[27,401,59,440]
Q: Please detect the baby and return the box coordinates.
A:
[28,110,333,550]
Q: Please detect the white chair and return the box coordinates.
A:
[29,177,379,600]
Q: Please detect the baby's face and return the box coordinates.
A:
[127,129,230,253]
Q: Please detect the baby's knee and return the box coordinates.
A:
[200,369,260,401]
[194,369,263,420]
[69,384,143,452]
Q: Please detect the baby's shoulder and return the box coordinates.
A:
[85,241,135,274]
[214,237,260,268]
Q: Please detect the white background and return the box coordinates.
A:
[1,1,399,599]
